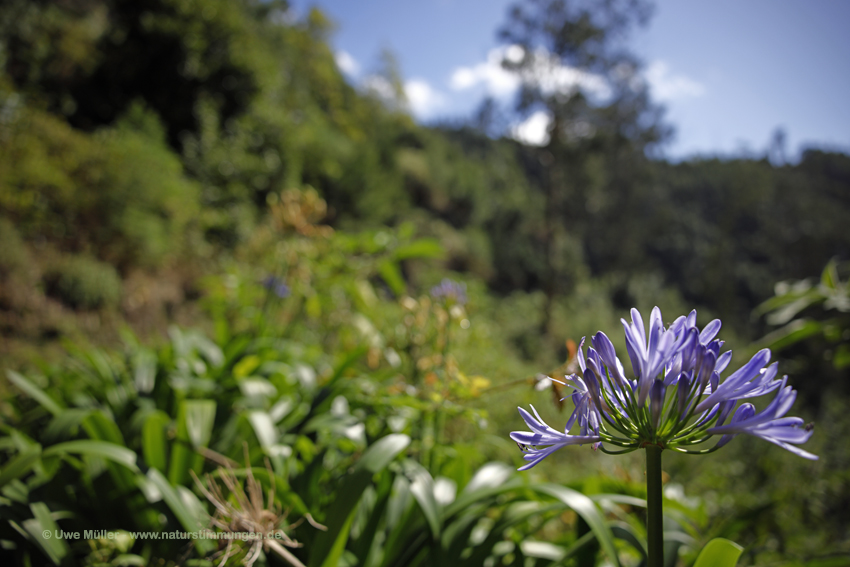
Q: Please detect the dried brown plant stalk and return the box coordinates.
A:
[191,448,324,567]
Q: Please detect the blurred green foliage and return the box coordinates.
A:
[1,216,699,566]
[0,103,199,269]
[0,218,27,277]
[0,0,849,565]
[44,254,122,310]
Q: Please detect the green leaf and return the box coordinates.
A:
[765,293,822,326]
[589,493,647,508]
[168,400,216,486]
[184,400,216,449]
[519,540,566,561]
[24,502,70,565]
[378,260,406,296]
[82,411,137,491]
[609,521,646,560]
[43,440,139,473]
[145,468,215,555]
[754,280,815,316]
[440,506,490,559]
[113,555,146,566]
[462,501,563,567]
[43,408,92,443]
[693,538,743,567]
[142,411,171,472]
[133,348,158,393]
[558,531,599,565]
[355,434,411,474]
[349,473,393,564]
[0,447,42,490]
[6,371,63,416]
[392,239,444,261]
[833,344,850,369]
[309,434,410,567]
[83,410,126,445]
[177,485,210,530]
[233,354,262,378]
[536,484,622,567]
[248,410,278,451]
[757,319,823,350]
[444,479,525,524]
[821,259,840,289]
[404,460,441,539]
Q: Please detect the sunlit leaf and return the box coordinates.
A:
[693,537,743,567]
[146,469,215,554]
[24,502,69,565]
[821,259,840,290]
[6,371,63,416]
[133,348,158,393]
[392,239,444,261]
[404,460,441,539]
[378,260,406,296]
[43,440,139,473]
[309,434,410,567]
[168,400,216,486]
[142,411,171,472]
[536,484,622,567]
[757,319,823,350]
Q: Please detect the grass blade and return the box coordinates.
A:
[6,371,63,416]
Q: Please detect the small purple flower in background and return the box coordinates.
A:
[262,276,290,298]
[511,306,817,470]
[430,278,467,306]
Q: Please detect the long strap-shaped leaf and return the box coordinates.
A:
[0,447,42,490]
[6,371,63,416]
[308,434,410,567]
[536,484,622,567]
[145,468,216,555]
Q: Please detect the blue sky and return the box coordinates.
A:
[288,0,850,161]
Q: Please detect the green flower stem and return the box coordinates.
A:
[646,445,664,567]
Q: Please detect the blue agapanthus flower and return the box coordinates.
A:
[430,278,468,306]
[511,307,816,470]
[262,275,290,298]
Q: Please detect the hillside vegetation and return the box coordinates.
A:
[1,1,849,565]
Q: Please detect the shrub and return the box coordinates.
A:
[45,255,122,310]
[0,217,27,277]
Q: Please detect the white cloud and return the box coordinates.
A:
[450,46,610,100]
[449,47,521,98]
[404,79,447,120]
[363,75,397,102]
[510,110,551,146]
[335,50,360,77]
[644,61,705,101]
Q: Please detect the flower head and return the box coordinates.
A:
[430,278,467,305]
[510,307,817,469]
[263,276,291,298]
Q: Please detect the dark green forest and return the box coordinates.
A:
[1,1,849,566]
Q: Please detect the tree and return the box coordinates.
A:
[498,0,670,332]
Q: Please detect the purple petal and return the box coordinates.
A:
[699,319,722,344]
[715,350,733,374]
